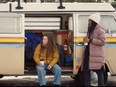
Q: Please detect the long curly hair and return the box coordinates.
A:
[40,34,57,58]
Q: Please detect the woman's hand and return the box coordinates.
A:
[47,65,52,70]
[38,63,43,66]
[83,38,90,43]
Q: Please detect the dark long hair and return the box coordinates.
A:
[41,34,56,58]
[87,20,97,38]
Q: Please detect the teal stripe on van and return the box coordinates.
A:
[74,43,116,47]
[105,44,116,47]
[0,44,24,47]
[1,43,116,48]
[74,43,84,47]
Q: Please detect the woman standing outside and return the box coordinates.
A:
[82,13,106,86]
[33,34,62,87]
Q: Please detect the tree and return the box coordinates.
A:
[77,0,96,2]
[111,1,116,8]
[0,0,97,3]
[97,0,101,2]
[64,0,96,2]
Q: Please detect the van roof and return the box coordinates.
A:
[0,2,115,12]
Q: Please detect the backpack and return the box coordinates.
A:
[25,32,42,60]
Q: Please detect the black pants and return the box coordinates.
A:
[82,67,105,86]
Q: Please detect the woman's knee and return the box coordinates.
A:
[36,65,45,73]
[54,64,62,73]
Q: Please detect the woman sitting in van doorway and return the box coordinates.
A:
[81,13,106,86]
[33,34,62,87]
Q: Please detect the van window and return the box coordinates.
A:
[78,15,116,34]
[0,16,21,34]
[25,17,61,30]
[101,15,116,34]
[69,17,73,31]
[108,16,116,34]
[78,15,88,33]
[101,15,109,33]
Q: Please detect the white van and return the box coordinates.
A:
[0,2,116,84]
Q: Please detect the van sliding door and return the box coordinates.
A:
[101,15,116,74]
[0,13,24,75]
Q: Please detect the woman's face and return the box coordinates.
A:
[42,36,48,46]
[88,19,92,28]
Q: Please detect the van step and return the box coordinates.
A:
[24,68,73,75]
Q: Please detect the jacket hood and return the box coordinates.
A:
[88,13,100,25]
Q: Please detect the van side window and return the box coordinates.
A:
[101,15,109,33]
[78,15,88,33]
[78,15,116,34]
[0,16,21,34]
[108,16,116,34]
[101,15,116,34]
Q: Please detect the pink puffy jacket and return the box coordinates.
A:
[82,24,106,70]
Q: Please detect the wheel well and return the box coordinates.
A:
[105,63,109,72]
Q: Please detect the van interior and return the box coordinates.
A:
[24,14,74,75]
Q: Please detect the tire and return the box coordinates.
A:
[104,70,108,85]
[104,64,109,85]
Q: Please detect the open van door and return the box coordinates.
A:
[101,14,116,75]
[0,13,24,75]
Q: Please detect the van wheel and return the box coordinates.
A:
[104,64,108,84]
[104,71,108,84]
[0,74,4,78]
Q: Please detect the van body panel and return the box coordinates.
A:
[105,43,116,74]
[73,45,83,74]
[0,13,24,75]
[12,3,115,12]
[0,3,115,12]
[0,46,24,74]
